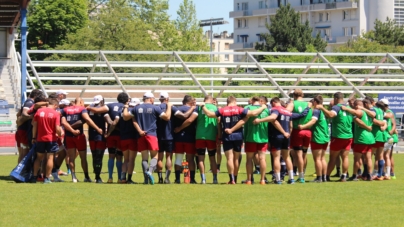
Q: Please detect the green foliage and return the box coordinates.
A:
[255,4,327,52]
[27,0,88,50]
[364,17,404,46]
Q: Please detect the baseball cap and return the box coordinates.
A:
[59,99,70,105]
[56,89,68,95]
[159,91,169,99]
[129,98,141,107]
[380,98,389,105]
[143,92,154,99]
[93,95,103,104]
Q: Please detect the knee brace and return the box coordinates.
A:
[293,146,303,151]
[175,154,184,166]
[302,148,308,154]
[208,149,217,157]
[197,148,206,156]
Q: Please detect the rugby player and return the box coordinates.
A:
[30,98,62,183]
[123,92,172,185]
[378,99,396,180]
[62,97,103,183]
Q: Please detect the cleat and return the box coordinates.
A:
[83,178,92,183]
[126,180,137,184]
[213,179,218,184]
[384,176,391,180]
[347,177,358,182]
[391,175,396,180]
[117,179,122,184]
[44,178,52,184]
[146,172,154,185]
[107,178,113,183]
[331,173,341,178]
[287,179,295,184]
[174,179,181,184]
[312,179,322,183]
[338,176,347,182]
[158,178,163,184]
[29,177,37,183]
[274,180,282,184]
[164,179,171,184]
[294,172,298,176]
[72,178,78,183]
[95,179,103,184]
[227,181,236,185]
[53,178,64,183]
[260,180,266,185]
[245,180,252,185]
[253,170,260,174]
[143,179,149,185]
[201,180,206,184]
[190,180,198,184]
[297,178,305,183]
[120,180,127,184]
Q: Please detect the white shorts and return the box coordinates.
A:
[384,138,394,151]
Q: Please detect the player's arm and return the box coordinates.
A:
[122,105,133,121]
[34,101,48,110]
[86,105,109,114]
[299,118,317,130]
[354,117,372,132]
[316,104,336,118]
[246,104,267,117]
[358,106,376,118]
[71,120,83,129]
[272,120,290,138]
[390,115,397,135]
[160,103,172,121]
[61,117,80,136]
[291,107,310,120]
[32,120,38,144]
[372,118,385,127]
[341,105,361,117]
[82,112,103,135]
[133,118,146,136]
[202,105,217,118]
[217,117,222,140]
[174,113,198,133]
[254,113,277,124]
[175,105,196,119]
[286,99,294,112]
[225,116,248,134]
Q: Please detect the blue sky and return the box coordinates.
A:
[167,0,234,33]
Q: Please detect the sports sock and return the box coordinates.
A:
[52,171,60,180]
[275,173,281,181]
[363,164,368,176]
[341,173,347,179]
[142,161,148,182]
[201,173,206,181]
[386,166,391,176]
[165,170,171,180]
[326,175,330,181]
[378,160,385,177]
[293,166,297,174]
[322,175,326,182]
[234,175,238,183]
[213,174,217,181]
[108,159,114,179]
[175,170,181,181]
[256,165,260,172]
[190,171,195,181]
[372,169,378,176]
[158,172,163,180]
[316,176,321,181]
[299,172,304,179]
[71,172,77,180]
[148,158,158,173]
[84,172,90,179]
[128,174,132,181]
[116,161,122,180]
[66,164,70,172]
[336,167,341,174]
[229,174,234,182]
[217,164,221,170]
[288,170,294,180]
[121,172,126,181]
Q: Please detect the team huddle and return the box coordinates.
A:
[15,88,399,184]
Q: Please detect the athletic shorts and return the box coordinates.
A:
[57,137,63,147]
[270,138,290,152]
[329,138,353,151]
[195,139,216,150]
[107,135,121,150]
[138,135,158,151]
[353,144,372,154]
[384,138,394,151]
[372,141,385,149]
[310,142,328,151]
[120,139,137,152]
[174,142,196,154]
[35,141,59,153]
[158,140,174,153]
[15,130,29,148]
[291,129,312,149]
[245,142,268,153]
[90,140,107,151]
[65,134,87,151]
[223,140,243,152]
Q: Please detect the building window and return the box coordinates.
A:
[326,12,330,21]
[259,1,267,9]
[224,43,230,50]
[242,2,248,10]
[350,9,356,19]
[343,10,349,20]
[237,19,241,28]
[237,3,240,10]
[237,35,240,43]
[344,27,355,36]
[319,13,323,22]
[225,54,229,61]
[244,19,248,27]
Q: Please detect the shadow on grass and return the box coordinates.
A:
[0,175,14,182]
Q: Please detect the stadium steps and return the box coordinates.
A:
[0,60,18,131]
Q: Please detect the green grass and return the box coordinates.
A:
[0,153,403,226]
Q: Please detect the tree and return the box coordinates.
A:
[27,0,88,50]
[255,4,326,52]
[364,17,404,46]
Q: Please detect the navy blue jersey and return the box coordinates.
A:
[271,106,292,139]
[120,107,139,140]
[131,103,163,137]
[172,105,197,143]
[63,106,88,137]
[18,98,34,131]
[106,103,124,136]
[215,106,248,141]
[157,104,179,141]
[88,104,106,141]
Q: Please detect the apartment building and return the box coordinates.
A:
[230,0,394,55]
[205,31,234,74]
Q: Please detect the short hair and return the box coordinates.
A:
[293,89,304,98]
[354,100,363,106]
[333,92,344,100]
[48,98,59,106]
[313,95,323,104]
[376,101,387,110]
[29,89,42,98]
[362,99,370,106]
[48,93,58,99]
[364,96,374,103]
[270,97,281,104]
[117,92,129,104]
[34,93,47,103]
[204,95,213,102]
[280,100,286,108]
[226,96,236,105]
[182,95,193,105]
[251,96,260,103]
[259,96,268,103]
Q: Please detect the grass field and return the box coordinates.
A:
[0,153,403,226]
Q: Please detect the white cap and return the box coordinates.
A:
[59,99,70,105]
[93,95,103,104]
[56,89,68,95]
[159,91,169,99]
[129,98,141,107]
[143,92,154,99]
[380,98,389,105]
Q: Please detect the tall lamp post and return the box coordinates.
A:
[199,18,228,95]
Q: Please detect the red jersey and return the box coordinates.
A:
[63,106,88,137]
[34,108,60,142]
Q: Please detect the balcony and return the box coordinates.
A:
[229,10,252,18]
[252,8,278,16]
[230,42,262,50]
[336,35,358,43]
[308,1,357,11]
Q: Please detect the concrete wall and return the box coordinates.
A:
[0,29,7,58]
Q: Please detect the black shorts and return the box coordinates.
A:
[35,141,59,154]
[270,138,290,152]
[159,140,174,153]
[223,140,243,152]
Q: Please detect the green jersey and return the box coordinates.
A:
[354,110,375,145]
[244,105,269,143]
[311,109,330,144]
[371,107,386,142]
[331,104,353,139]
[386,110,399,143]
[195,104,218,141]
[292,100,313,129]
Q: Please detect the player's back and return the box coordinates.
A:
[173,105,196,142]
[106,102,124,136]
[196,104,218,140]
[63,105,87,136]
